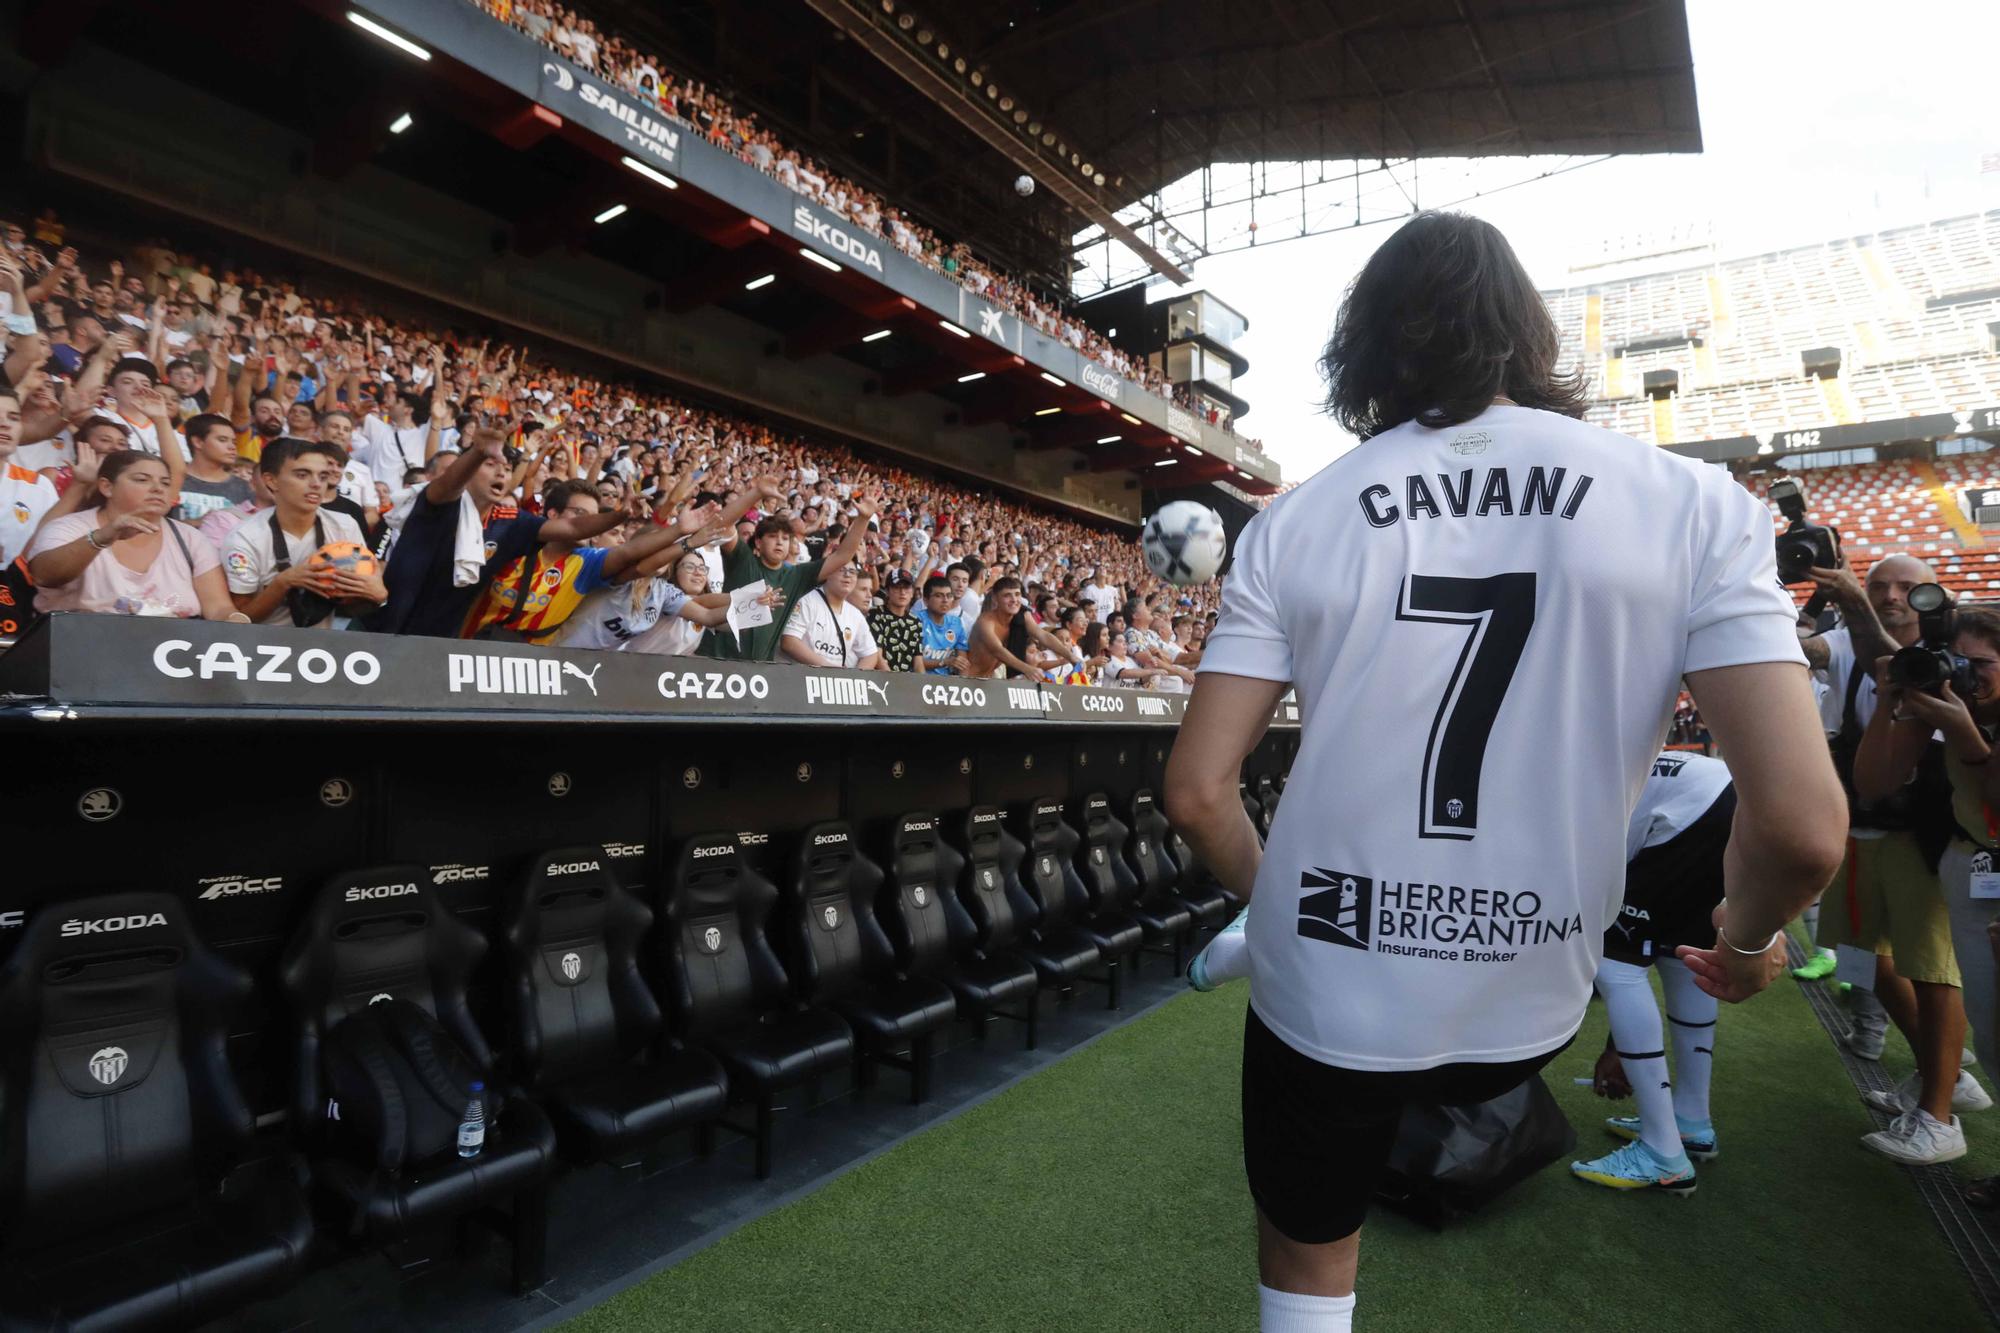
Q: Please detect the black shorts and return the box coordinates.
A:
[1604,787,1734,966]
[1240,1007,1567,1244]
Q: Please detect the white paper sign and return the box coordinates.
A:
[1970,873,2000,901]
[728,582,774,633]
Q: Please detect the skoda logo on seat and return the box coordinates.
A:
[912,886,927,906]
[822,905,839,929]
[1040,858,1052,876]
[891,760,906,779]
[548,772,573,798]
[319,777,354,808]
[703,926,722,952]
[561,951,582,981]
[78,788,121,822]
[88,1046,129,1086]
[982,870,995,888]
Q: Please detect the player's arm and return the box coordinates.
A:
[1677,662,1849,1000]
[1164,672,1287,903]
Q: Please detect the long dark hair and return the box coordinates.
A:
[91,450,170,509]
[1320,211,1588,441]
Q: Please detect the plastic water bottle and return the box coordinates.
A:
[457,1081,486,1159]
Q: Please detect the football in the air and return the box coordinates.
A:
[307,541,381,579]
[1141,501,1227,586]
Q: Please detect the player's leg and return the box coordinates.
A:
[1242,1009,1386,1330]
[1792,892,1839,980]
[1189,905,1251,991]
[1823,837,1894,1058]
[1573,960,1694,1192]
[1658,955,1720,1157]
[1257,1215,1358,1333]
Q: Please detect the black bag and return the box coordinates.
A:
[1374,1075,1576,1229]
[323,997,487,1173]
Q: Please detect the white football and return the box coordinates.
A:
[1142,501,1227,586]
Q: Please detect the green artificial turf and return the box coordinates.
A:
[564,968,1986,1332]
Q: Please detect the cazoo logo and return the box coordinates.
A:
[155,639,380,686]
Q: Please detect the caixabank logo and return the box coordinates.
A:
[1296,866,1584,964]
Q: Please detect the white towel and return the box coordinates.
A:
[452,492,487,588]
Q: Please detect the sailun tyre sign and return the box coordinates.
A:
[537,61,680,168]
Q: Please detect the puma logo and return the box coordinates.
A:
[562,661,603,696]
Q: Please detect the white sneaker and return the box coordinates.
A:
[1862,1109,1967,1165]
[1861,1070,1993,1115]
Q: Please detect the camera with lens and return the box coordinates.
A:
[1769,477,1841,584]
[1886,582,1975,697]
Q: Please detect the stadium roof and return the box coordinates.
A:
[894,0,1703,210]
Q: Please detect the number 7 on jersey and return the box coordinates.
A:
[1394,573,1537,840]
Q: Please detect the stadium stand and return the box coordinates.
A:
[466,0,1274,446]
[1550,211,2000,610]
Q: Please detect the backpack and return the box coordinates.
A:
[322,997,486,1174]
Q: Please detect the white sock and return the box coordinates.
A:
[1801,899,1820,943]
[1659,956,1717,1125]
[1596,959,1681,1158]
[1197,908,1252,985]
[1260,1285,1355,1333]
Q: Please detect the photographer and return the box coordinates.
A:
[1799,554,1981,1144]
[1854,595,2000,1168]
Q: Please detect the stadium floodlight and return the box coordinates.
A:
[798,247,843,272]
[346,12,431,61]
[1237,470,1254,480]
[621,156,678,189]
[743,274,776,291]
[388,112,413,135]
[957,372,986,383]
[593,203,627,224]
[862,329,893,343]
[1039,372,1066,387]
[1120,413,1141,425]
[1034,407,1062,416]
[1096,435,1122,444]
[1154,459,1177,467]
[1182,446,1202,456]
[938,320,972,338]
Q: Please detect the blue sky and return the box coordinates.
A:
[1173,0,2000,482]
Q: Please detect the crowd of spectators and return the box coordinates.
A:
[0,209,1219,688]
[472,0,1263,454]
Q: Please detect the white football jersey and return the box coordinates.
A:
[1626,750,1733,861]
[1202,404,1802,1071]
[0,463,58,567]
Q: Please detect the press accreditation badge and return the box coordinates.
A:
[1970,849,2000,900]
[1835,944,1878,991]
